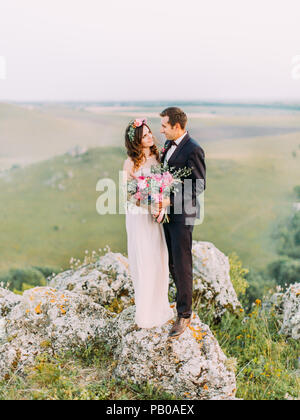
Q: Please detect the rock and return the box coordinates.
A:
[170,241,242,319]
[0,246,240,398]
[292,202,300,212]
[0,286,237,399]
[0,318,5,343]
[0,287,22,342]
[0,287,112,379]
[0,287,22,319]
[50,243,240,319]
[103,305,237,400]
[279,283,300,340]
[49,252,134,311]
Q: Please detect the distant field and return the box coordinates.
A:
[0,102,129,170]
[0,102,300,276]
[2,101,300,168]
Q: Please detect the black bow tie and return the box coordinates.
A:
[165,140,178,149]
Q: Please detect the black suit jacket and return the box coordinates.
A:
[161,132,206,222]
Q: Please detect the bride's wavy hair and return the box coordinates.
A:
[125,121,160,171]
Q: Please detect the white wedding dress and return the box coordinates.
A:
[124,157,174,328]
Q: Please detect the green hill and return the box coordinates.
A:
[1,124,300,276]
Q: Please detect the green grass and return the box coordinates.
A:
[200,303,300,400]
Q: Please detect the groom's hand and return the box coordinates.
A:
[153,197,171,217]
[162,196,171,209]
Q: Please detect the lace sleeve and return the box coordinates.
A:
[122,160,139,206]
[122,160,152,213]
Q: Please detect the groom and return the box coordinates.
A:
[154,107,206,338]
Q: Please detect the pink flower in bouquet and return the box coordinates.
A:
[153,173,163,182]
[162,172,174,186]
[137,178,148,190]
[152,193,163,203]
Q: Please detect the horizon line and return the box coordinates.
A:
[1,99,300,106]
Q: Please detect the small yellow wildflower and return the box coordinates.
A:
[255,299,261,306]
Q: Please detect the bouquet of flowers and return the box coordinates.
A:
[126,162,192,223]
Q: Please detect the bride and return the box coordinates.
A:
[122,118,174,329]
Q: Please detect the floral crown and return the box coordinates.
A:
[127,118,147,142]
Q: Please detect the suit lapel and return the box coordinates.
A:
[167,132,190,166]
[161,140,172,163]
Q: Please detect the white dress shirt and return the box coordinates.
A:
[164,131,187,164]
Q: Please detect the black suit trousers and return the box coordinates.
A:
[163,221,194,318]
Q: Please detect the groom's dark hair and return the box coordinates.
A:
[160,107,187,129]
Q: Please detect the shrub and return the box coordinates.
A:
[272,212,300,259]
[0,267,47,292]
[293,185,300,200]
[266,256,300,290]
[242,268,275,311]
[228,251,249,298]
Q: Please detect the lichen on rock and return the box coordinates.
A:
[279,283,300,340]
[102,305,237,400]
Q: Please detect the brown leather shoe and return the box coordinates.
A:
[168,315,191,339]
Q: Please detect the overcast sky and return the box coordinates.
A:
[0,0,299,102]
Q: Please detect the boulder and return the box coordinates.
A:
[103,305,237,400]
[0,285,237,399]
[0,287,22,319]
[51,243,241,320]
[0,286,112,379]
[171,241,242,319]
[279,283,300,340]
[49,252,134,312]
[0,246,240,399]
[0,287,22,345]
